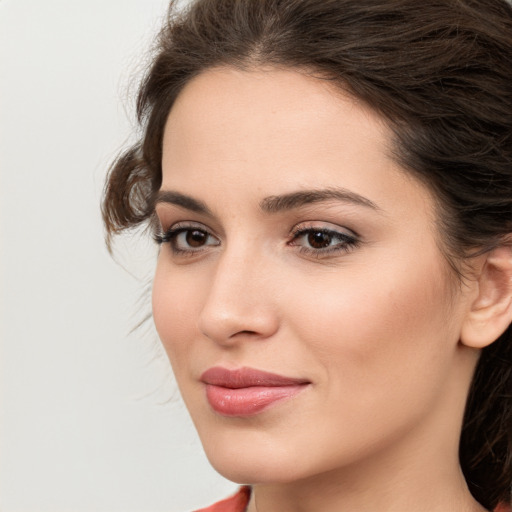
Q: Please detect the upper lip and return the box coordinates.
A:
[201,366,310,388]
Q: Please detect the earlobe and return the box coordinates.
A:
[460,245,512,349]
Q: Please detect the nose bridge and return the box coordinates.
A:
[198,240,278,343]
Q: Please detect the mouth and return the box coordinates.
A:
[200,366,310,417]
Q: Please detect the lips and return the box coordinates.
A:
[201,367,310,417]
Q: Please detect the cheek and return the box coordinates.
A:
[285,252,456,398]
[152,261,202,368]
[270,253,461,469]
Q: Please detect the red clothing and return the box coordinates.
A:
[194,486,511,512]
[194,486,251,512]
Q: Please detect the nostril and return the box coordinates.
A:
[226,329,262,340]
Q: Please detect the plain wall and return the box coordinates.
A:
[0,0,236,510]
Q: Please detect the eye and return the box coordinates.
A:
[305,230,337,249]
[289,225,359,256]
[154,224,220,254]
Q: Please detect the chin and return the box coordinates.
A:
[208,455,303,485]
[201,432,321,485]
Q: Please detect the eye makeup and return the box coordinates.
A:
[154,219,361,261]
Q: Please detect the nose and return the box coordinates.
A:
[197,247,280,345]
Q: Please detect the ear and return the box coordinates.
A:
[460,245,512,348]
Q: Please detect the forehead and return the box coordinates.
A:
[164,66,389,145]
[162,66,397,189]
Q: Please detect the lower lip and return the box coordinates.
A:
[205,384,307,417]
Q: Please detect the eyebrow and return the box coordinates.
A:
[153,187,380,215]
[259,187,380,213]
[153,190,214,216]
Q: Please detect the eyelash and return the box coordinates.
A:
[154,224,360,258]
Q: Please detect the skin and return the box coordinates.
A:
[152,67,489,512]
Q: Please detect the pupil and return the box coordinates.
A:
[308,231,331,249]
[186,230,206,247]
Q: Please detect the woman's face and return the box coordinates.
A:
[153,67,476,484]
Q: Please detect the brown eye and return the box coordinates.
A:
[186,229,208,247]
[289,226,359,256]
[163,226,220,253]
[307,231,333,249]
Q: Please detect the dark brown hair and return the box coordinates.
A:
[102,0,512,508]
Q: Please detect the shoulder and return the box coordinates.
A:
[193,486,251,512]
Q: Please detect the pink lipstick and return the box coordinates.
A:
[201,367,309,417]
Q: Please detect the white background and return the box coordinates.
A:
[0,0,236,510]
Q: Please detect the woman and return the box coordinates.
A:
[102,0,512,510]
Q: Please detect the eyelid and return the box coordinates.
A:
[289,221,358,239]
[163,220,211,233]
